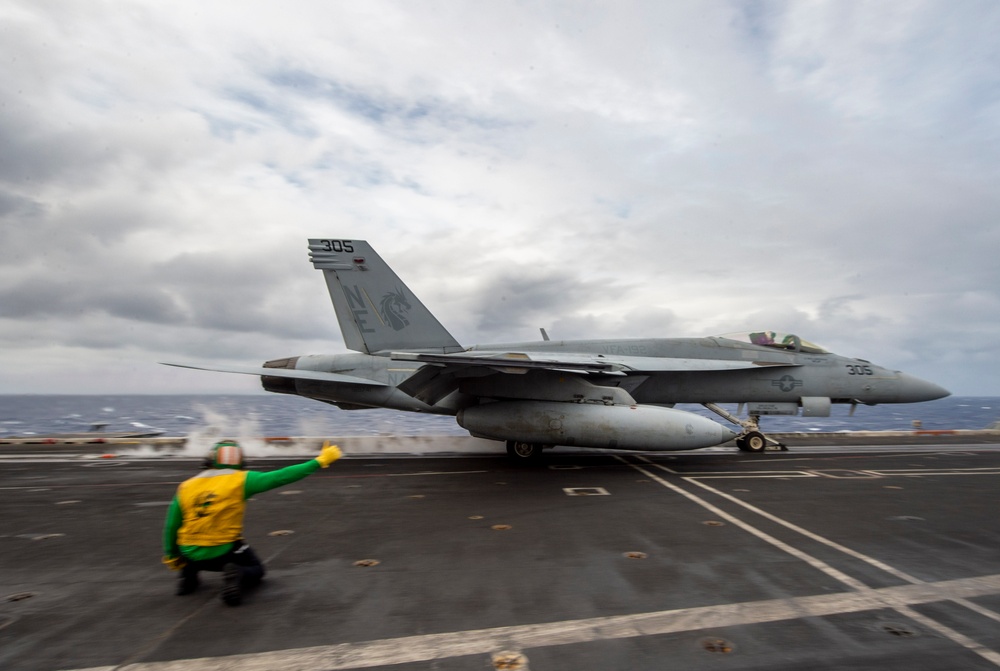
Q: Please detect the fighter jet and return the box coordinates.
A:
[167,238,950,459]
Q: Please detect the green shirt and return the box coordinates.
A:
[163,459,321,561]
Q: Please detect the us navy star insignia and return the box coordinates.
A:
[772,375,804,392]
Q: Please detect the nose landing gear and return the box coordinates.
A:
[702,404,787,453]
[736,430,768,453]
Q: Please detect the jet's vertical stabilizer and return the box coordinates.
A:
[308,238,463,354]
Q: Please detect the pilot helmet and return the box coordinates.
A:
[207,439,245,469]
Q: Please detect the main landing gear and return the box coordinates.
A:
[505,440,546,462]
[702,404,787,453]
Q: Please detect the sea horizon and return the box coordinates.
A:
[1,394,997,439]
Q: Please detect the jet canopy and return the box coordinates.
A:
[719,331,829,354]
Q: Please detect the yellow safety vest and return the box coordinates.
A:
[176,469,249,547]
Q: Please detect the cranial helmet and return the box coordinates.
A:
[208,440,245,469]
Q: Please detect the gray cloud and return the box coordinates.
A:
[0,1,997,395]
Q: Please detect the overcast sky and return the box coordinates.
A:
[1,1,998,396]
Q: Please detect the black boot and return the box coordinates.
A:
[222,563,243,606]
[176,565,199,596]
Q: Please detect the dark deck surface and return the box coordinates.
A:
[3,442,1000,670]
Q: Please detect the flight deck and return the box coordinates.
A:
[3,442,1000,670]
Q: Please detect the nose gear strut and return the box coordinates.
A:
[702,403,787,452]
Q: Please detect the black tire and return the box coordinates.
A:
[741,431,767,453]
[506,440,545,461]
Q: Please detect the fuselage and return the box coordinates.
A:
[263,336,949,414]
[471,337,945,405]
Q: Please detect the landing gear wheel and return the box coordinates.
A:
[506,440,545,462]
[738,431,767,453]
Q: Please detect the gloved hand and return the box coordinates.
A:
[162,555,187,571]
[316,441,342,468]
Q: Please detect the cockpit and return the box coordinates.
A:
[718,331,829,354]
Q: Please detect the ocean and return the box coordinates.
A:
[0,394,997,439]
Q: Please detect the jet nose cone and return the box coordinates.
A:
[897,372,951,402]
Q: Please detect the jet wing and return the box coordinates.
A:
[391,351,799,374]
[390,351,622,375]
[391,352,619,405]
[161,362,388,386]
[391,351,800,406]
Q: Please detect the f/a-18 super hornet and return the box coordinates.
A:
[168,238,949,459]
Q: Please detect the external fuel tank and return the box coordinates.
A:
[457,401,736,451]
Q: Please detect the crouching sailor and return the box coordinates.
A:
[162,439,342,605]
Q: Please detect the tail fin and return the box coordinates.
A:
[308,238,463,354]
